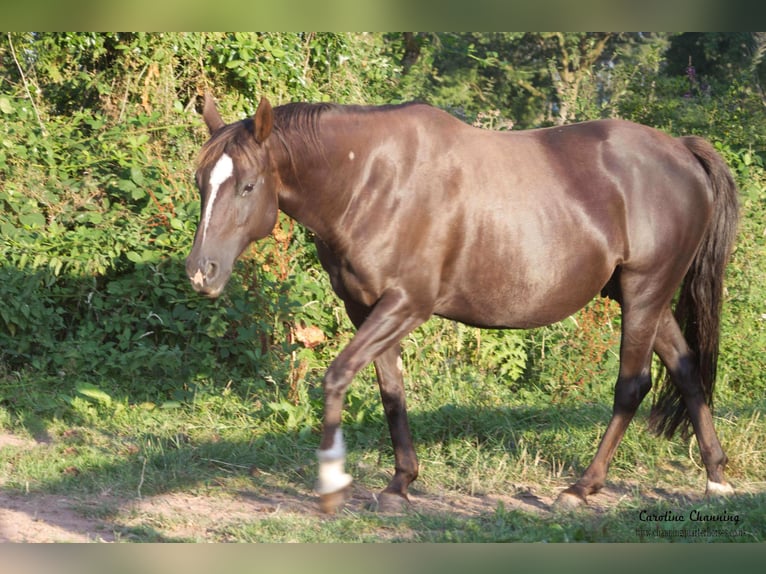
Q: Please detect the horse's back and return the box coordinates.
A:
[323,107,715,328]
[404,116,713,327]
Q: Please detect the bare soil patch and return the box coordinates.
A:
[0,431,741,543]
[0,478,555,543]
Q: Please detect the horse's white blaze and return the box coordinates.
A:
[316,428,352,495]
[201,153,234,245]
[191,269,205,287]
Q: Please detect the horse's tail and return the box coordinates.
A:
[648,136,740,439]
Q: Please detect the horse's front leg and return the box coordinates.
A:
[315,289,426,513]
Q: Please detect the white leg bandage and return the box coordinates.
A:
[706,480,734,496]
[315,428,353,495]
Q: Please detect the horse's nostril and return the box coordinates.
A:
[204,260,218,281]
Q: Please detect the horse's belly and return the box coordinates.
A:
[435,255,614,329]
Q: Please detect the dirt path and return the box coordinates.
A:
[0,478,695,543]
[0,483,558,543]
[0,431,739,542]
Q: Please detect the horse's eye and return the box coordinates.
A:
[242,183,255,196]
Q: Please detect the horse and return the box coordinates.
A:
[185,93,739,513]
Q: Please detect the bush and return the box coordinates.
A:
[0,33,403,415]
[1,32,763,422]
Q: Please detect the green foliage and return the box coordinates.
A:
[713,144,766,400]
[0,33,396,411]
[610,35,766,152]
[205,32,398,108]
[1,32,764,448]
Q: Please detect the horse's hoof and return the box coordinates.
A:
[554,490,587,510]
[706,480,734,497]
[319,489,348,513]
[375,491,410,514]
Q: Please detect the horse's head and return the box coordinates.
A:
[186,94,278,298]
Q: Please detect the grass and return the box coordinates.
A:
[1,350,764,542]
[195,492,764,543]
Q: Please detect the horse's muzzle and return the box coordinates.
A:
[186,257,224,298]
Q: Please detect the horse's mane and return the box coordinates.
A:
[273,101,421,134]
[272,102,340,158]
[197,101,424,175]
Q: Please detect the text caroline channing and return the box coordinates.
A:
[638,508,741,524]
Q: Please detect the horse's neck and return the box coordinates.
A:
[274,123,353,244]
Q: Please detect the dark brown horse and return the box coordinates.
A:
[186,93,739,512]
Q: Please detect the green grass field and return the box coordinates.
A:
[1,336,764,542]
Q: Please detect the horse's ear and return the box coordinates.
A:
[202,92,225,134]
[253,96,273,143]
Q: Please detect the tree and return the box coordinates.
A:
[389,32,669,127]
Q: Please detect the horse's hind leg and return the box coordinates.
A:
[372,344,419,512]
[556,276,662,508]
[652,308,732,495]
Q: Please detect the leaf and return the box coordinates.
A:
[130,166,144,185]
[85,211,103,224]
[294,324,326,348]
[160,401,181,410]
[0,221,18,237]
[19,212,46,228]
[49,257,64,276]
[76,383,112,406]
[0,96,13,114]
[126,251,143,263]
[117,178,137,193]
